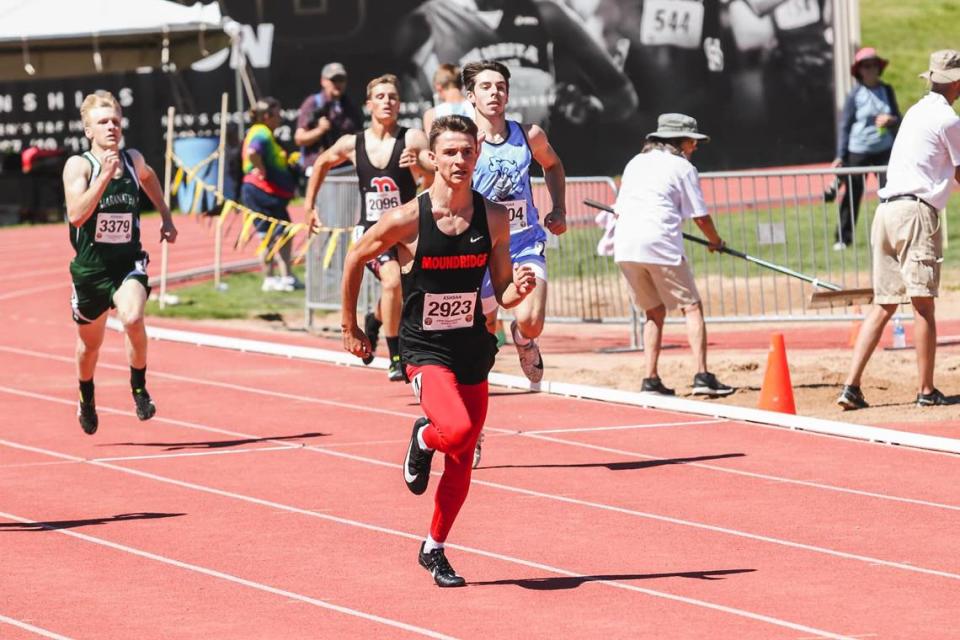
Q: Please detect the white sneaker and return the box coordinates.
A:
[261,276,279,292]
[510,320,543,383]
[832,241,847,251]
[279,275,304,291]
[275,275,296,292]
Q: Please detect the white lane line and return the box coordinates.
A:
[0,510,458,640]
[2,384,959,584]
[521,432,960,513]
[0,345,418,421]
[522,418,723,435]
[0,283,65,302]
[0,267,67,282]
[0,614,74,640]
[0,437,855,640]
[3,345,958,514]
[0,461,78,470]
[92,444,301,463]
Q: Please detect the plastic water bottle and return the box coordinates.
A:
[892,318,907,349]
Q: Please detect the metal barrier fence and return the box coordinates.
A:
[691,165,887,322]
[306,167,888,328]
[306,176,629,326]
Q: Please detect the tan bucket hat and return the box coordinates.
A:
[919,50,960,83]
[646,113,710,142]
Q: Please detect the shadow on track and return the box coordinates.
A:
[479,452,745,471]
[103,432,328,451]
[0,512,185,532]
[470,568,756,590]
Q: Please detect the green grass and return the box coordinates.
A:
[146,267,305,320]
[861,0,960,110]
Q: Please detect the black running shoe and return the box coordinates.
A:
[388,355,404,382]
[836,384,868,410]
[404,418,434,495]
[418,542,466,588]
[641,376,675,396]
[917,388,949,407]
[78,401,98,435]
[692,372,735,397]
[363,312,381,366]
[133,390,156,421]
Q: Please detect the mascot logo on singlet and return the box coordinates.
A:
[488,156,521,200]
[370,176,399,192]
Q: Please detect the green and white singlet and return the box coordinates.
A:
[70,150,143,274]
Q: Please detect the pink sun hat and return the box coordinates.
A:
[851,47,889,78]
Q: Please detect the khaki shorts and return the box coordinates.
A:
[870,199,942,304]
[618,259,701,312]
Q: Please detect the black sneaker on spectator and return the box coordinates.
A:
[836,384,868,410]
[692,372,735,397]
[917,388,949,407]
[362,312,380,366]
[403,418,434,495]
[641,376,675,396]
[418,542,466,588]
[78,401,98,435]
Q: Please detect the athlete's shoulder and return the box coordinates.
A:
[481,194,508,217]
[522,122,548,142]
[63,154,92,179]
[389,195,422,221]
[404,126,429,148]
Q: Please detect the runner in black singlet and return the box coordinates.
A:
[340,115,536,587]
[304,74,431,380]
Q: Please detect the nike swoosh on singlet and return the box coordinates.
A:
[470,235,483,243]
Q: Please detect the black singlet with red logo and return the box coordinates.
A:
[400,191,498,384]
[356,127,418,230]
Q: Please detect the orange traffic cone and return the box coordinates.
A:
[757,333,796,414]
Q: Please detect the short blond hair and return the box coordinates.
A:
[80,90,121,126]
[366,74,400,99]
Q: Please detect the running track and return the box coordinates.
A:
[1,220,959,639]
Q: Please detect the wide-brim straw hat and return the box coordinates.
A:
[646,113,710,142]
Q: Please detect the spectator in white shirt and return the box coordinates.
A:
[837,50,960,410]
[614,113,733,398]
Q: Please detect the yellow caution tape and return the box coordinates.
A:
[255,220,279,255]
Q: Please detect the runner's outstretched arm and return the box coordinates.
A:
[129,150,177,243]
[526,124,567,235]
[340,199,419,358]
[64,155,113,227]
[486,199,536,309]
[304,134,357,233]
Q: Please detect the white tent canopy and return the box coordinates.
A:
[0,0,235,81]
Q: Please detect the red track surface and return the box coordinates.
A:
[2,220,959,639]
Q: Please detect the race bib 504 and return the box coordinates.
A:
[94,212,133,244]
[502,199,529,234]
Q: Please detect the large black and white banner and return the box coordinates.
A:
[0,0,834,176]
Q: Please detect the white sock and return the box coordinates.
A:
[417,425,432,451]
[423,534,443,553]
[513,324,532,346]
